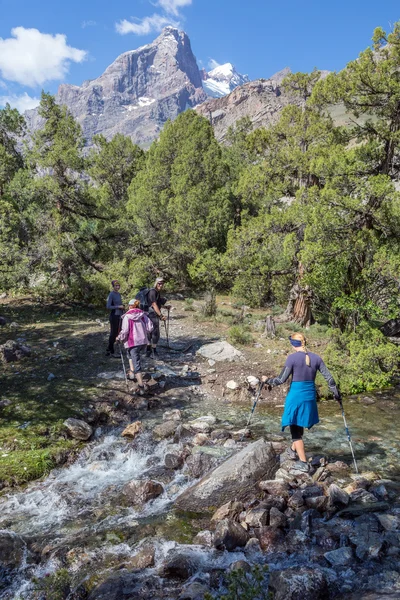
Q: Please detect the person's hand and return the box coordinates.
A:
[160,314,166,321]
[165,304,171,310]
[118,305,124,309]
[261,375,269,383]
[334,391,342,404]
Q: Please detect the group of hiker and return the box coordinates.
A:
[106,277,171,395]
[105,281,350,471]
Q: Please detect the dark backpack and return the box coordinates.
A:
[135,287,150,312]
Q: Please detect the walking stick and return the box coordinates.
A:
[339,400,359,474]
[240,381,265,442]
[164,308,170,348]
[119,342,129,392]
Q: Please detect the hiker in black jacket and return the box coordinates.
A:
[106,280,124,356]
[146,278,171,357]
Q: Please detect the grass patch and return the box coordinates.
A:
[228,325,253,346]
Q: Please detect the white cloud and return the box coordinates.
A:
[157,0,192,16]
[116,13,178,36]
[0,27,87,87]
[81,20,97,29]
[208,58,221,70]
[0,92,40,112]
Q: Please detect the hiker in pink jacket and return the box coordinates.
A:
[117,299,153,395]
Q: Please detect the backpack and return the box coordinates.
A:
[135,287,150,312]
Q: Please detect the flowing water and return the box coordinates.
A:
[1,380,400,598]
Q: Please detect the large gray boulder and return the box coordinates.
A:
[63,418,93,441]
[0,340,31,363]
[175,438,276,511]
[268,568,329,600]
[196,341,243,362]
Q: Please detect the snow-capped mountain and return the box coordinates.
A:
[201,63,250,98]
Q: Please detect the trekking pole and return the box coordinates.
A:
[240,381,265,442]
[119,342,129,392]
[164,308,170,348]
[339,400,359,474]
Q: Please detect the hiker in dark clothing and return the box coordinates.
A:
[146,277,171,357]
[262,332,341,473]
[106,280,124,356]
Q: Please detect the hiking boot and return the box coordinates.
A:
[145,347,152,358]
[136,384,149,396]
[292,461,311,473]
[284,446,298,461]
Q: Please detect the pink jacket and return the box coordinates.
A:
[117,309,153,348]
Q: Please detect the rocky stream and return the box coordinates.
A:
[1,338,400,600]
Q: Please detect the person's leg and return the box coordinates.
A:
[147,314,160,356]
[108,314,120,354]
[290,425,306,462]
[133,345,148,393]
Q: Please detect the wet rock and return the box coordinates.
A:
[232,428,251,440]
[175,439,276,511]
[288,491,305,510]
[211,501,243,522]
[153,420,177,440]
[214,519,249,551]
[179,582,209,600]
[350,489,379,504]
[228,560,252,573]
[223,439,236,449]
[259,479,290,497]
[324,546,354,567]
[88,574,131,600]
[127,544,155,570]
[337,501,390,518]
[193,530,213,546]
[0,316,6,326]
[0,531,25,570]
[301,485,324,499]
[174,424,194,443]
[244,537,261,553]
[0,340,31,363]
[63,418,93,441]
[161,551,197,579]
[197,341,243,362]
[261,495,287,512]
[305,496,328,511]
[121,421,142,438]
[269,507,287,528]
[210,429,231,441]
[163,409,182,421]
[185,452,216,479]
[370,483,389,501]
[189,415,216,433]
[377,513,400,531]
[122,479,164,505]
[245,507,268,527]
[256,526,286,552]
[325,460,351,474]
[268,567,328,600]
[165,452,184,470]
[328,484,350,506]
[193,433,209,446]
[349,514,383,560]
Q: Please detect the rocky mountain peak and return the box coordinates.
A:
[202,62,250,98]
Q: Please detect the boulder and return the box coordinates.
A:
[0,531,25,570]
[196,341,243,362]
[377,513,400,531]
[245,507,268,528]
[193,530,214,546]
[328,484,349,506]
[165,452,184,470]
[126,544,155,570]
[189,415,216,433]
[324,546,354,567]
[0,316,6,326]
[211,501,243,522]
[268,568,329,600]
[161,551,197,579]
[259,479,290,497]
[256,526,286,552]
[153,420,177,440]
[0,340,31,363]
[163,409,182,422]
[179,582,210,600]
[175,439,276,511]
[214,519,249,551]
[210,429,231,441]
[63,418,93,441]
[269,507,287,528]
[185,452,217,479]
[121,421,142,438]
[122,480,164,505]
[228,560,252,573]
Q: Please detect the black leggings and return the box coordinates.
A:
[290,425,304,441]
[108,314,121,353]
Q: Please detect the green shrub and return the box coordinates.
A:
[205,565,270,600]
[184,298,195,311]
[228,325,252,346]
[324,322,399,394]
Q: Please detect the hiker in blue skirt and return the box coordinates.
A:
[262,332,342,473]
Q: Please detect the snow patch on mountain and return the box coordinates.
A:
[201,62,249,98]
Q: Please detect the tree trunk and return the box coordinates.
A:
[264,316,276,338]
[283,283,314,328]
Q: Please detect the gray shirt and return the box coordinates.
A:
[106,291,123,316]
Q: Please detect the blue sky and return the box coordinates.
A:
[0,0,399,111]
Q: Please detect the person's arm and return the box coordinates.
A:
[318,360,341,401]
[143,314,154,333]
[262,357,293,387]
[106,293,113,310]
[149,290,165,319]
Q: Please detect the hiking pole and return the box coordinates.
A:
[164,308,170,348]
[339,400,359,474]
[240,381,264,442]
[119,342,129,392]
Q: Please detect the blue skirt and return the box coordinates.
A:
[281,381,319,431]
